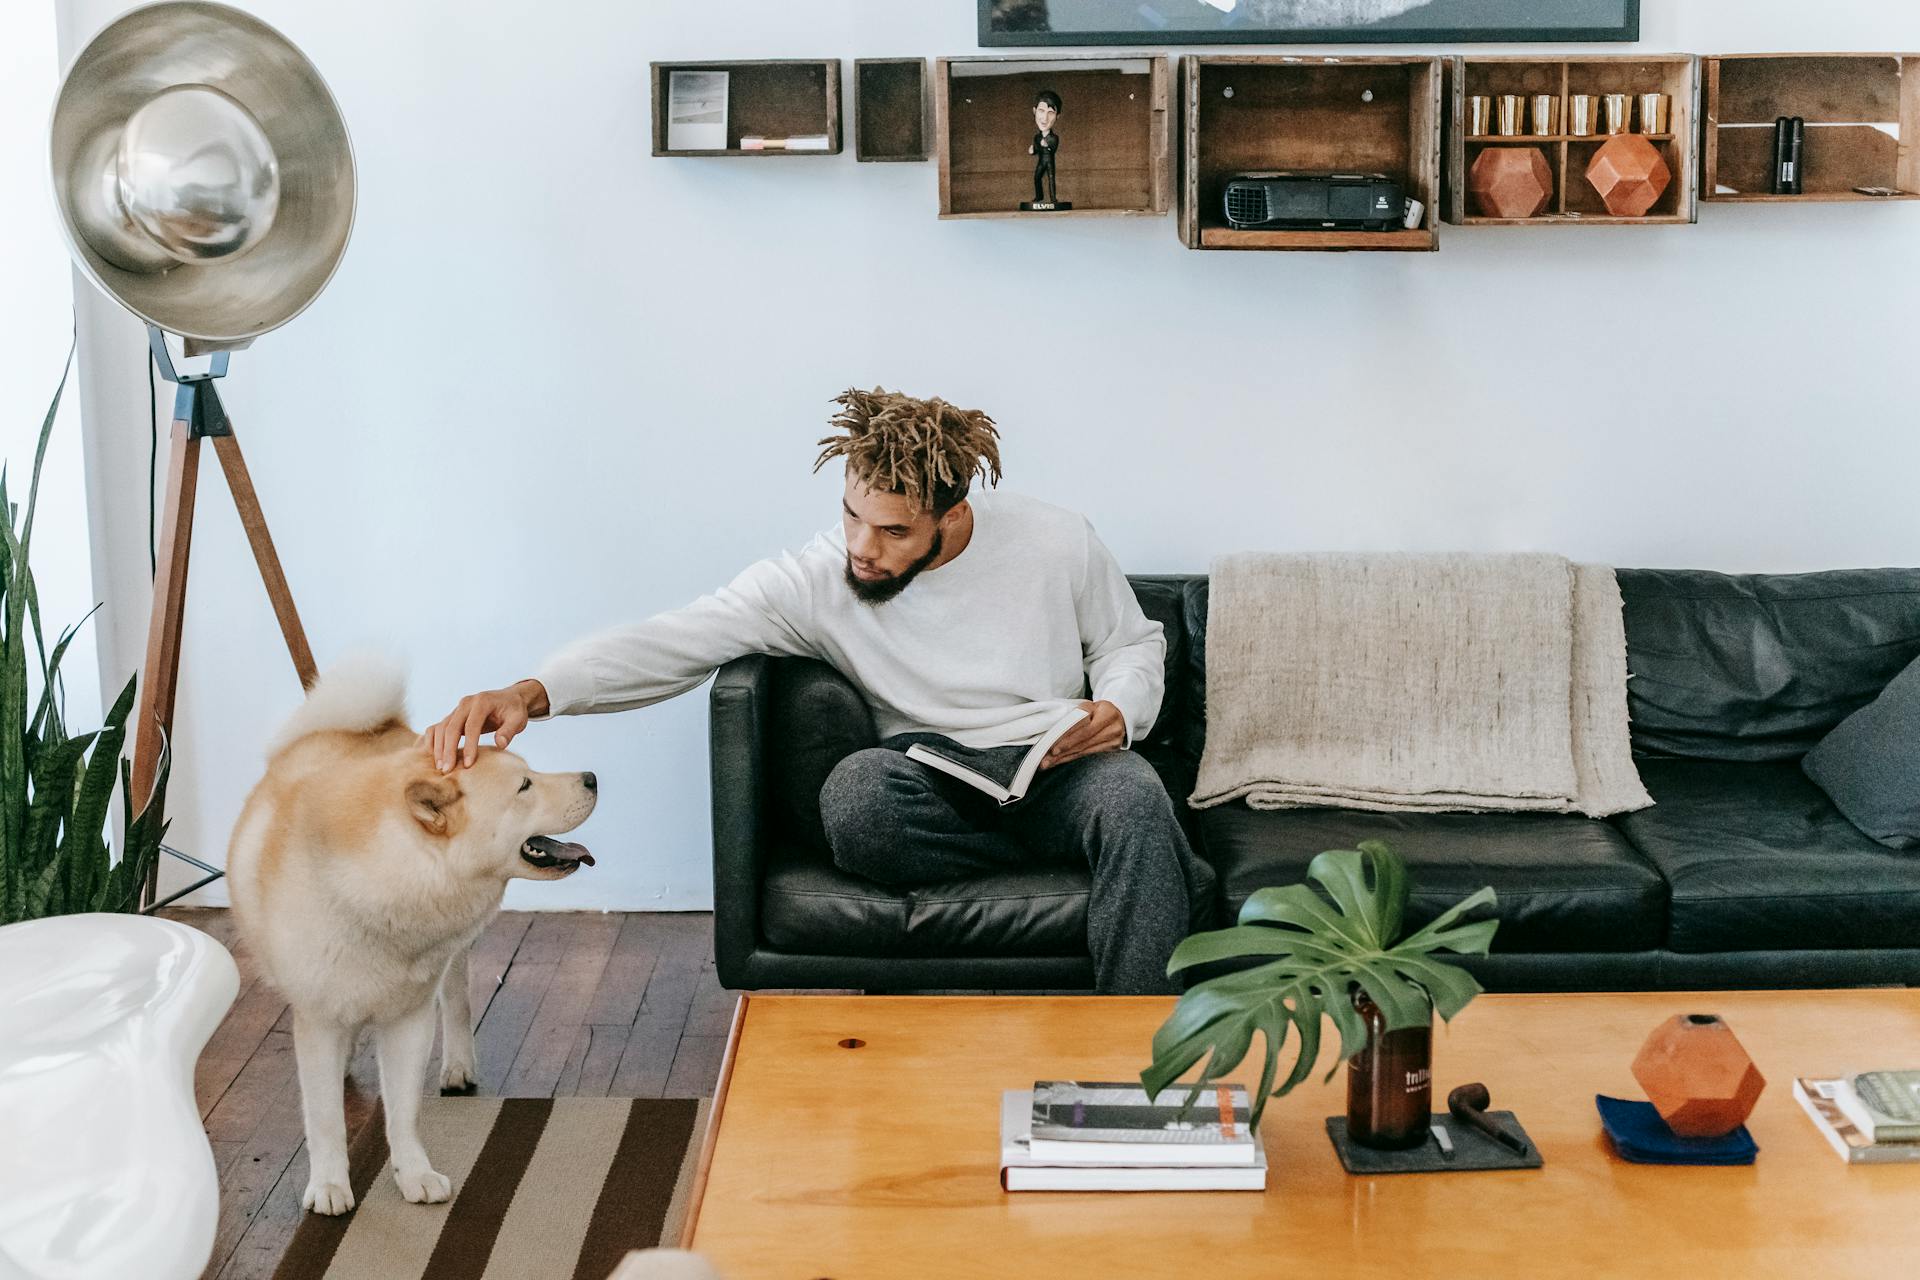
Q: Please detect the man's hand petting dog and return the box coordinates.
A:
[427,679,550,771]
[1040,700,1127,770]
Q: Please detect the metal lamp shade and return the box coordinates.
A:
[49,1,355,349]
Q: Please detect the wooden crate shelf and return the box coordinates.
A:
[1704,53,1920,201]
[1178,56,1442,252]
[1198,227,1434,250]
[855,59,929,162]
[1446,55,1698,226]
[934,56,1171,218]
[651,60,841,157]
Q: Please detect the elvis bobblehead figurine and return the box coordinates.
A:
[1024,89,1067,210]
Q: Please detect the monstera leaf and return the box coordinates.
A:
[1141,841,1497,1130]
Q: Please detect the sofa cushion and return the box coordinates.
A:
[1199,806,1666,952]
[1178,569,1920,768]
[1617,568,1920,762]
[1801,655,1920,849]
[1127,576,1187,747]
[760,855,1091,958]
[1175,577,1212,772]
[765,659,876,854]
[1615,758,1920,952]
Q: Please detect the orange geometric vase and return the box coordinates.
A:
[1469,146,1555,219]
[1585,135,1672,217]
[1631,1013,1767,1137]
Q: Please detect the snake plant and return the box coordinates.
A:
[0,351,171,925]
[1141,841,1497,1130]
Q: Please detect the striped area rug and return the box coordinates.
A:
[274,1097,707,1280]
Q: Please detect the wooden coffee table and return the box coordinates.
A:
[683,991,1920,1278]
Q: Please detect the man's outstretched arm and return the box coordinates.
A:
[426,549,817,770]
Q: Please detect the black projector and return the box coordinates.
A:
[1223,171,1405,231]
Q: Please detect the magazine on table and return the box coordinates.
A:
[1026,1080,1258,1165]
[1793,1077,1920,1164]
[999,1091,1267,1192]
[904,705,1089,805]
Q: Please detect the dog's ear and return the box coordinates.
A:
[406,775,463,837]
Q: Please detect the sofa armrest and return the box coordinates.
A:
[709,654,771,986]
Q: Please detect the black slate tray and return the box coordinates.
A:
[1326,1110,1544,1174]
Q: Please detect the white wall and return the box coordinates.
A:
[3,2,99,734]
[57,0,1920,909]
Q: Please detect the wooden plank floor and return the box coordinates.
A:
[164,908,741,1280]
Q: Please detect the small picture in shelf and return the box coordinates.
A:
[667,70,728,151]
[1021,89,1071,211]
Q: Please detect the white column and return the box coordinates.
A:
[2,0,101,731]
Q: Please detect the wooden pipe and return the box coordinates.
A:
[1447,1082,1530,1155]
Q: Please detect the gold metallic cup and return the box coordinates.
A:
[1466,95,1493,137]
[1531,94,1560,137]
[1637,92,1671,134]
[1602,92,1632,135]
[1568,94,1600,136]
[1496,94,1527,136]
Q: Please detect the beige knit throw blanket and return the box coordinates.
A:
[1190,552,1652,818]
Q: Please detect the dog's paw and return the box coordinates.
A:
[302,1177,356,1216]
[439,1059,477,1094]
[394,1164,452,1204]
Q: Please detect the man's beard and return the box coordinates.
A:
[844,530,944,606]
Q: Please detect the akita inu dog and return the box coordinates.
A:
[228,656,596,1215]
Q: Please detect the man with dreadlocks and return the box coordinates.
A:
[427,387,1213,993]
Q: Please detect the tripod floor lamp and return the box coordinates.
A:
[49,1,356,905]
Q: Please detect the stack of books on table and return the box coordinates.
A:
[1793,1070,1920,1165]
[999,1080,1267,1191]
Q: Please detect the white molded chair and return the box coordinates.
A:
[0,913,239,1280]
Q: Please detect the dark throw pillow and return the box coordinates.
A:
[1802,654,1920,850]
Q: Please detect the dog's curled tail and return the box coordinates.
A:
[266,652,409,757]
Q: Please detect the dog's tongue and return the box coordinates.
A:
[525,835,595,867]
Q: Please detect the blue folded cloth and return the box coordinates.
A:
[1595,1095,1758,1165]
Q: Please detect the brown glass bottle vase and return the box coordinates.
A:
[1346,988,1433,1150]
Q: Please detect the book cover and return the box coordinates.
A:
[904,706,1088,805]
[999,1091,1267,1192]
[1793,1078,1920,1165]
[1026,1080,1258,1166]
[1831,1071,1920,1144]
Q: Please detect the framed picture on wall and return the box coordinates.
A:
[667,69,730,150]
[979,1,1640,46]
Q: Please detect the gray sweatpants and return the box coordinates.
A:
[818,736,1213,994]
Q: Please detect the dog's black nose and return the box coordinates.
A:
[581,771,597,792]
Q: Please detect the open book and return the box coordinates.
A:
[904,706,1089,805]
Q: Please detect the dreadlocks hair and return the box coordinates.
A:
[814,387,1004,515]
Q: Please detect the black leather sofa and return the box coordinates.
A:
[709,568,1920,992]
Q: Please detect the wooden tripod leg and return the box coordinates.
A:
[131,421,199,833]
[211,433,318,691]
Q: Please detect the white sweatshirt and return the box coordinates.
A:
[532,491,1166,748]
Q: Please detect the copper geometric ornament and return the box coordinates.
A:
[1631,1013,1767,1138]
[1585,135,1672,217]
[1468,146,1555,219]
